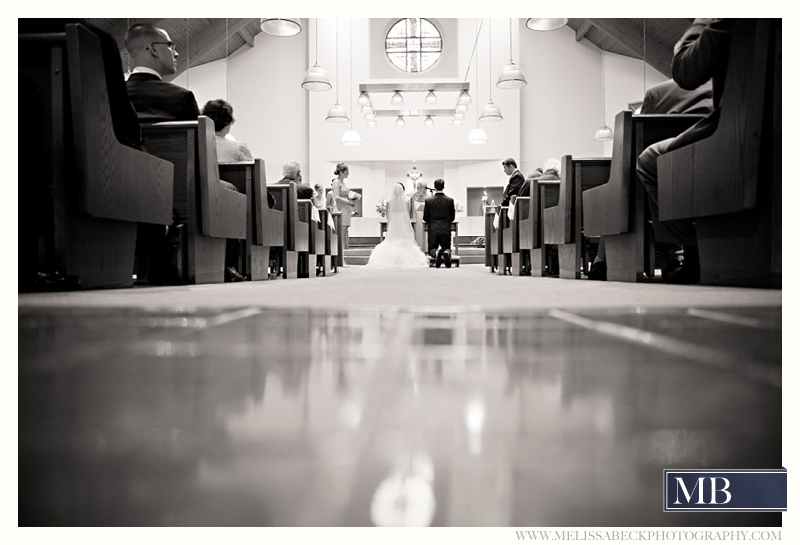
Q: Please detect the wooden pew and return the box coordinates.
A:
[508,196,532,275]
[318,208,337,276]
[268,183,306,279]
[141,117,246,284]
[542,156,611,279]
[299,201,326,278]
[485,206,498,271]
[658,19,781,288]
[19,23,173,290]
[218,159,285,281]
[581,110,704,282]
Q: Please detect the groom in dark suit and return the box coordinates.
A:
[423,178,456,268]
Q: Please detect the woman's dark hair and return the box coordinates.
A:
[201,99,235,132]
[334,162,349,176]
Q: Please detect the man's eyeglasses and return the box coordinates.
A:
[149,41,175,51]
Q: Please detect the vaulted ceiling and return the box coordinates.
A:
[87,18,693,81]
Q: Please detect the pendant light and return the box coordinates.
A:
[391,91,404,105]
[469,19,488,144]
[260,18,302,37]
[342,19,361,145]
[424,115,435,127]
[326,19,349,123]
[525,19,568,31]
[358,91,371,105]
[396,115,406,127]
[497,19,527,89]
[302,19,331,91]
[452,118,463,126]
[458,89,472,104]
[367,119,377,127]
[425,90,438,104]
[594,20,613,141]
[479,19,503,122]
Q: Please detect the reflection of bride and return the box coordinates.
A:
[366,183,430,269]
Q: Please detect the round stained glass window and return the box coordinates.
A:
[385,18,442,73]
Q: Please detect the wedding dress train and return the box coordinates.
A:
[366,184,430,270]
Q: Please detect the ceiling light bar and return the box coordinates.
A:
[359,82,470,93]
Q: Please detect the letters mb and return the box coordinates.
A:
[673,476,731,505]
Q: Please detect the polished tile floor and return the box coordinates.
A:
[19,301,781,527]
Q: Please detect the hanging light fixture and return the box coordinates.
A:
[396,115,406,127]
[367,119,377,127]
[326,19,349,123]
[424,115,435,127]
[452,118,463,126]
[357,91,371,105]
[456,102,468,113]
[458,89,472,104]
[525,18,568,31]
[480,19,503,122]
[361,104,373,114]
[425,90,438,104]
[469,19,488,144]
[364,112,375,121]
[341,19,361,145]
[391,91,404,105]
[454,111,465,120]
[468,127,488,143]
[594,20,613,141]
[260,18,302,37]
[302,19,332,91]
[497,19,527,89]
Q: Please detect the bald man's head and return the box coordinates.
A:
[125,23,178,76]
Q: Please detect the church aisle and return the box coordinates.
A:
[19,275,781,525]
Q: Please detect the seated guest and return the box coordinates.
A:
[201,99,254,162]
[519,167,543,198]
[125,23,244,282]
[589,68,717,282]
[313,184,327,210]
[636,19,737,284]
[124,23,199,122]
[325,189,336,213]
[278,160,314,199]
[641,78,713,115]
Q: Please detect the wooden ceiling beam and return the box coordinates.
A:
[239,29,255,48]
[574,20,592,42]
[585,18,674,78]
[185,18,254,67]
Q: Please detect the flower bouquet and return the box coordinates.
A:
[375,198,387,217]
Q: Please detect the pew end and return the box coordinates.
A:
[19,23,174,290]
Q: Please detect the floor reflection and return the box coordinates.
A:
[18,306,781,526]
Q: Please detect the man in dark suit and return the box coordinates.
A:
[501,158,525,206]
[276,160,314,199]
[636,18,737,283]
[124,23,200,122]
[640,78,713,115]
[124,23,244,282]
[423,178,456,268]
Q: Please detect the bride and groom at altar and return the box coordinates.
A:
[367,179,456,269]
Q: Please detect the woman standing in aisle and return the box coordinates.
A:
[332,163,355,249]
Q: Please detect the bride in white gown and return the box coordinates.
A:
[366,183,430,269]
